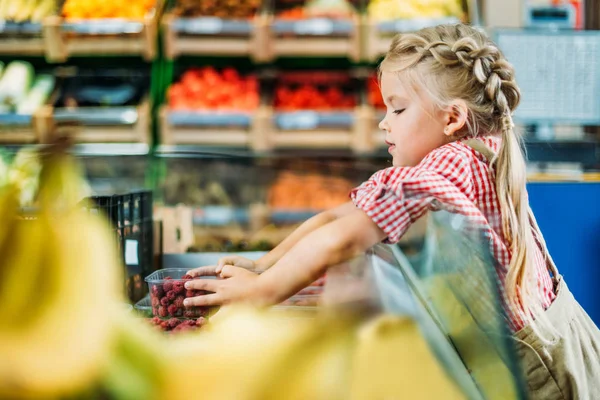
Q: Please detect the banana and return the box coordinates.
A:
[30,0,55,22]
[100,312,165,400]
[349,316,465,400]
[160,307,358,400]
[0,214,45,323]
[0,153,124,399]
[0,0,6,20]
[14,0,38,22]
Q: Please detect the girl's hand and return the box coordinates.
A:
[186,255,258,278]
[183,266,272,308]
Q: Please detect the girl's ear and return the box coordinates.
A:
[443,100,468,137]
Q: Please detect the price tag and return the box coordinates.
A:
[278,111,319,130]
[183,17,224,34]
[294,18,334,36]
[125,239,139,266]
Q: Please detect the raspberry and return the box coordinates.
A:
[151,317,162,325]
[152,285,164,298]
[167,291,176,301]
[158,306,168,318]
[160,321,170,330]
[168,304,179,316]
[186,290,195,298]
[184,310,198,318]
[151,296,160,308]
[173,281,185,294]
[174,296,185,308]
[196,317,207,327]
[181,274,193,280]
[195,290,209,296]
[167,318,180,329]
[160,297,170,307]
[163,279,174,292]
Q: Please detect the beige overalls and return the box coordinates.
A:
[465,139,600,400]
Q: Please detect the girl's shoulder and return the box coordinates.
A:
[420,135,501,169]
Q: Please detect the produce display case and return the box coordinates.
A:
[267,0,362,61]
[159,66,270,149]
[36,68,152,144]
[265,70,372,152]
[363,0,464,61]
[153,152,385,253]
[43,0,163,62]
[162,0,269,61]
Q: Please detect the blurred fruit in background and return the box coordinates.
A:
[62,0,155,19]
[0,0,56,22]
[276,0,356,19]
[367,74,385,109]
[268,171,353,210]
[274,71,356,111]
[168,67,260,111]
[367,0,463,21]
[172,0,261,19]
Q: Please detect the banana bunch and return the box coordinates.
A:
[0,149,125,399]
[0,0,56,23]
[159,307,359,400]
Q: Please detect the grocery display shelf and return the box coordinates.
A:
[36,99,152,144]
[159,106,271,150]
[0,21,45,56]
[267,15,361,61]
[363,16,461,61]
[0,113,38,144]
[162,14,269,61]
[269,106,374,153]
[43,14,159,62]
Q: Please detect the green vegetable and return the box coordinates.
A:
[16,74,55,115]
[0,61,34,111]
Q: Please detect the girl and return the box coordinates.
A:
[185,24,600,398]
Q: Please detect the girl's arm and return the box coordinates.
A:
[254,201,357,271]
[183,208,386,307]
[187,201,358,277]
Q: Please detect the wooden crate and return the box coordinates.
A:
[159,105,271,151]
[0,22,47,56]
[43,14,158,62]
[266,106,375,153]
[0,115,40,144]
[266,15,361,61]
[162,13,269,61]
[35,99,151,144]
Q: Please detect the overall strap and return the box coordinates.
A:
[463,139,560,281]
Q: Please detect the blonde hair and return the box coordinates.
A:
[380,24,550,332]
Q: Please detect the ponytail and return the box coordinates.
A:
[494,115,553,336]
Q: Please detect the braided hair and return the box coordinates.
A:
[380,24,549,332]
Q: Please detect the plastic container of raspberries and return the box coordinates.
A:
[145,268,219,319]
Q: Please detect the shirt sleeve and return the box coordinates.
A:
[350,145,475,244]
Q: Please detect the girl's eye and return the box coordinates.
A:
[393,109,405,115]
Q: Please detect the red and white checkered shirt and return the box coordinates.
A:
[350,136,556,332]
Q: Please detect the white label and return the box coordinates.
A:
[186,17,223,34]
[294,18,334,35]
[125,239,139,265]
